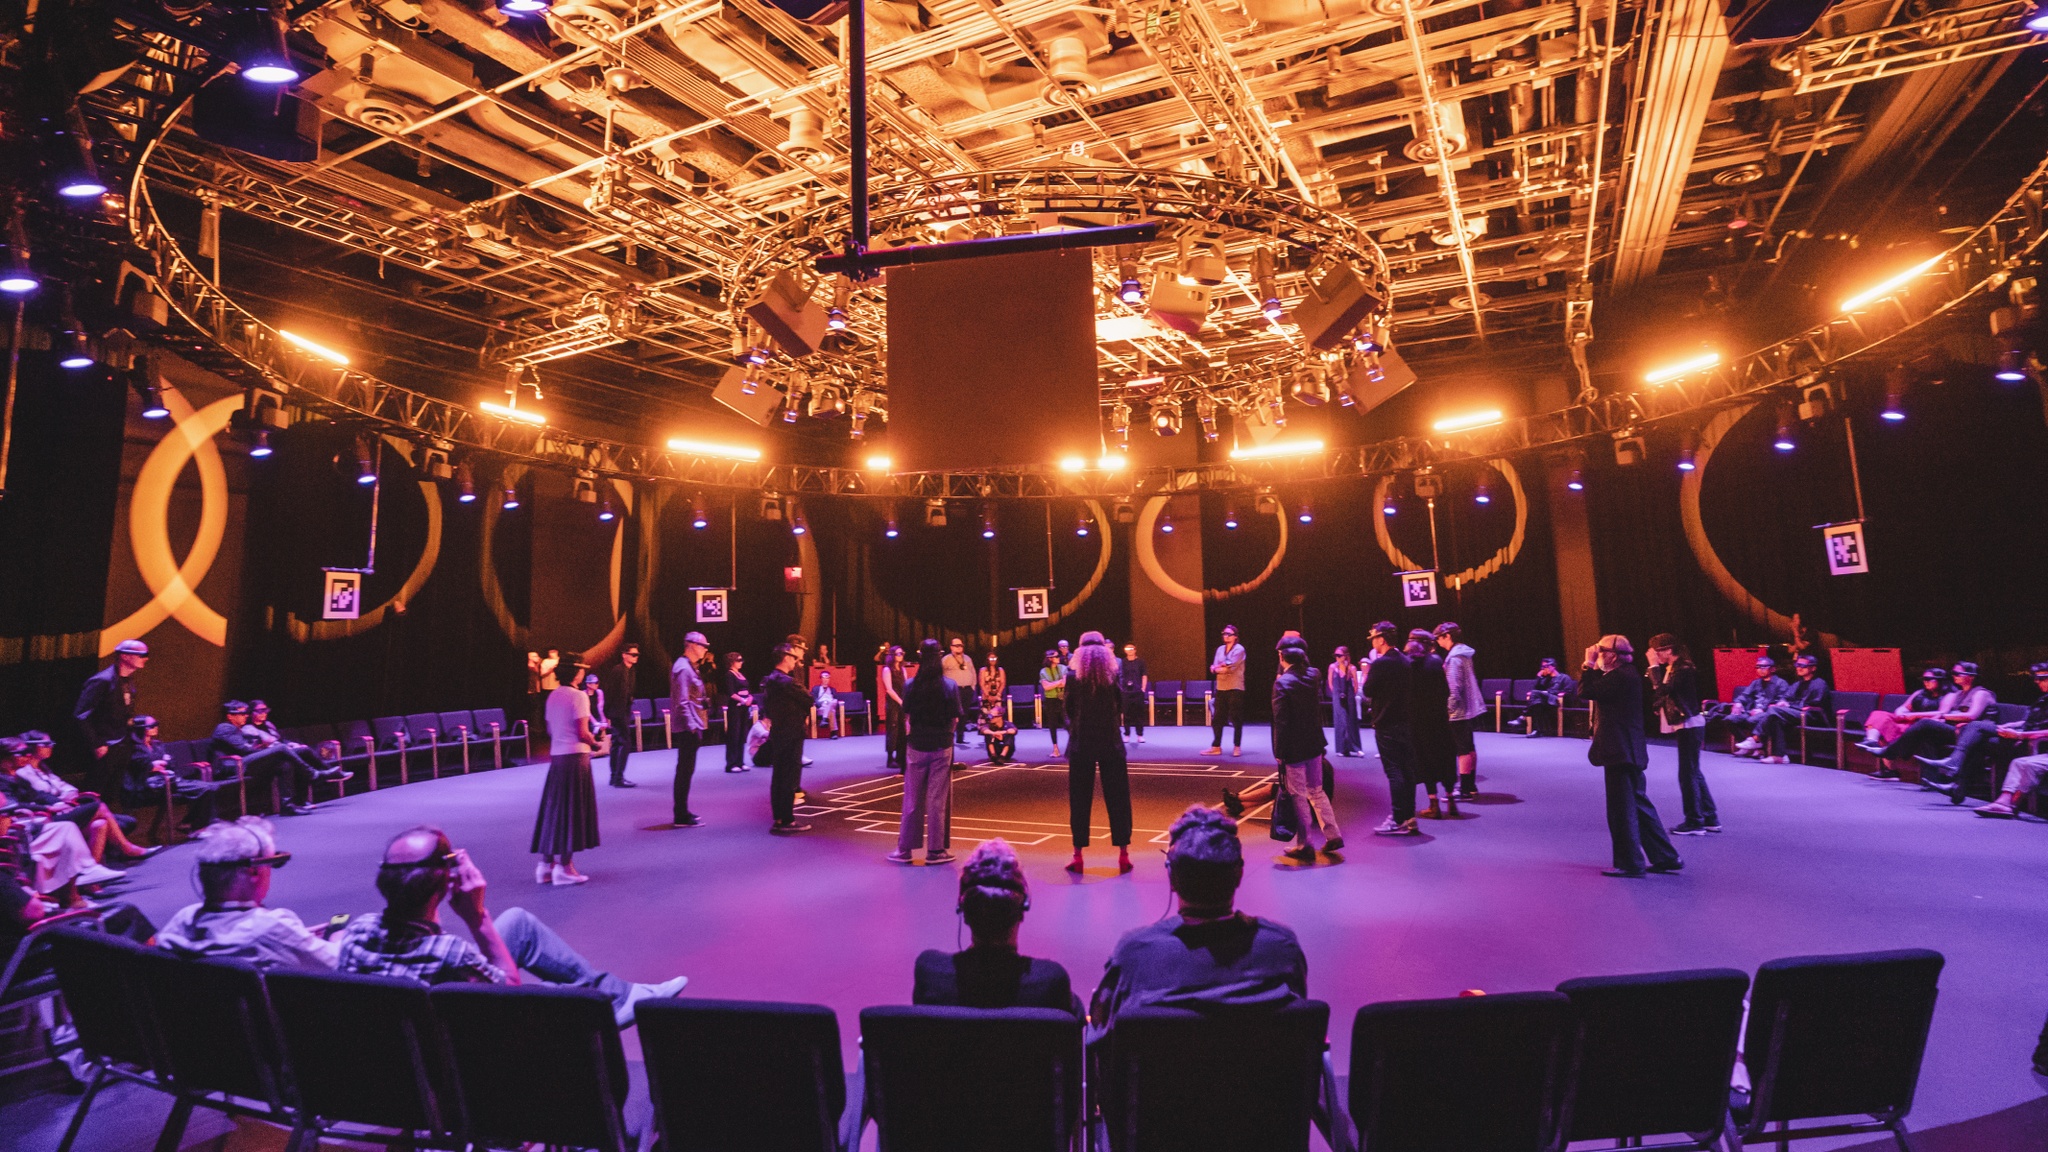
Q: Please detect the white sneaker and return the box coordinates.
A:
[1734,737,1760,752]
[617,975,689,1027]
[536,862,552,885]
[77,864,126,887]
[1760,755,1790,764]
[1137,735,1145,743]
[550,866,590,885]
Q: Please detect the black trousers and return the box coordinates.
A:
[725,705,750,769]
[769,734,804,824]
[1211,689,1245,748]
[672,728,702,821]
[1377,730,1417,822]
[1675,727,1717,826]
[1043,698,1065,746]
[1121,692,1146,736]
[1604,763,1680,871]
[1067,742,1132,848]
[1878,719,1958,763]
[606,714,634,781]
[240,745,311,809]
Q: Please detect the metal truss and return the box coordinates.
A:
[1789,0,2045,94]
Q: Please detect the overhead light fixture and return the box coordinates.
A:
[237,3,302,84]
[248,430,273,458]
[479,400,545,426]
[1222,501,1240,530]
[790,508,809,536]
[597,496,617,523]
[279,329,350,365]
[132,373,170,419]
[1150,398,1183,437]
[353,438,378,486]
[0,262,34,295]
[1774,404,1798,452]
[1159,509,1175,534]
[1677,446,1697,471]
[759,493,784,522]
[1382,493,1399,516]
[1108,401,1132,448]
[1254,248,1283,321]
[1474,473,1492,504]
[1431,409,1504,433]
[1839,255,1943,313]
[1643,351,1720,385]
[865,453,893,470]
[500,0,551,13]
[826,280,849,330]
[1113,499,1136,525]
[501,486,520,510]
[884,505,901,538]
[1075,513,1091,537]
[1097,453,1125,472]
[1566,468,1585,492]
[691,495,709,529]
[667,437,762,461]
[1296,500,1313,524]
[1228,438,1325,461]
[925,499,948,528]
[1118,257,1144,305]
[1058,455,1087,473]
[2029,2,2048,30]
[53,107,106,199]
[1254,489,1280,515]
[1995,348,2030,382]
[980,503,996,539]
[455,462,477,503]
[59,331,95,370]
[1194,395,1219,443]
[572,477,598,504]
[1881,382,1907,421]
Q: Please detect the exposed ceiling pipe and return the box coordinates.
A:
[1398,0,1487,342]
[1608,0,1728,287]
[1568,0,1618,402]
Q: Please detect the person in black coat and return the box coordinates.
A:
[1362,623,1420,835]
[74,640,149,792]
[1580,635,1682,877]
[598,646,640,787]
[1647,634,1717,834]
[717,652,753,773]
[914,839,1079,1014]
[1405,630,1459,820]
[759,646,813,833]
[1063,633,1132,875]
[1271,644,1342,861]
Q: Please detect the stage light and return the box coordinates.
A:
[500,0,551,13]
[759,494,783,522]
[1431,408,1504,433]
[1566,468,1585,491]
[1677,446,1696,471]
[597,496,616,523]
[1382,495,1398,516]
[745,342,770,366]
[572,477,597,504]
[1474,473,1492,504]
[279,329,349,365]
[1774,404,1798,452]
[1223,501,1240,530]
[1118,258,1144,304]
[884,505,900,538]
[1159,511,1175,534]
[1076,514,1091,537]
[925,499,948,528]
[1254,489,1280,515]
[2029,2,2048,31]
[1643,351,1719,385]
[1,255,36,295]
[1228,438,1325,461]
[1194,395,1219,443]
[1059,455,1087,473]
[478,400,545,426]
[53,108,106,199]
[1880,385,1907,421]
[248,430,273,458]
[865,454,893,470]
[1840,255,1942,313]
[848,389,877,438]
[738,367,762,396]
[501,487,520,510]
[826,280,849,330]
[1108,401,1132,448]
[691,496,709,529]
[237,4,302,84]
[667,437,762,461]
[790,509,808,535]
[354,440,378,486]
[1297,501,1313,524]
[134,376,170,419]
[1150,398,1182,437]
[1097,453,1125,472]
[980,503,996,539]
[59,332,95,369]
[1113,500,1136,524]
[1995,349,2030,382]
[455,463,477,503]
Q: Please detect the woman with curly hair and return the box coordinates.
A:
[1064,633,1133,875]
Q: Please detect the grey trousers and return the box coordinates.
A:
[897,746,954,853]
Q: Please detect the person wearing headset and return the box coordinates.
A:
[912,839,1079,1014]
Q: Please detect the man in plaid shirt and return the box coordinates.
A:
[334,826,686,1026]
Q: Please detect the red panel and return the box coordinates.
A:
[1831,647,1905,695]
[1712,647,1772,701]
[808,664,854,692]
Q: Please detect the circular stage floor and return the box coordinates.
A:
[16,727,2048,1150]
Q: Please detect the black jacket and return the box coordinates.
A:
[1405,651,1456,781]
[1580,664,1649,767]
[598,662,637,719]
[210,722,264,762]
[1648,662,1702,725]
[1362,649,1411,733]
[758,669,811,735]
[1784,675,1832,716]
[74,666,135,749]
[1064,678,1124,754]
[903,672,962,753]
[1269,669,1327,764]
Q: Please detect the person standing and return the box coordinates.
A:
[599,645,641,788]
[1117,643,1149,743]
[534,661,600,885]
[1203,625,1247,756]
[889,640,960,865]
[1039,650,1068,757]
[1363,623,1419,836]
[718,652,753,773]
[1405,631,1460,819]
[1064,635,1133,875]
[978,651,1007,710]
[1273,643,1342,862]
[667,633,711,828]
[1581,635,1682,878]
[1328,647,1362,756]
[760,645,813,834]
[941,638,977,746]
[1436,623,1483,799]
[74,639,149,793]
[883,645,909,771]
[1647,635,1717,835]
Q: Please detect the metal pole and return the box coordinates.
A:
[1842,414,1867,523]
[0,296,22,499]
[363,437,382,573]
[845,0,870,267]
[1426,496,1440,571]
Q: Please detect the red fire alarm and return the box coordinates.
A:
[783,566,804,593]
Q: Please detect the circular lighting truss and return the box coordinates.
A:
[725,167,1394,423]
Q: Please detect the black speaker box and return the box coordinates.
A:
[1293,262,1387,351]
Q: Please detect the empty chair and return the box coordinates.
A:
[437,711,478,772]
[639,998,858,1152]
[48,928,169,1152]
[1344,992,1573,1152]
[0,907,101,1017]
[371,716,411,784]
[1558,968,1749,1150]
[1148,681,1181,727]
[838,690,871,736]
[405,712,444,776]
[630,699,656,749]
[1006,684,1040,727]
[332,719,384,784]
[128,948,298,1149]
[266,967,463,1149]
[1733,949,1944,1151]
[1181,679,1214,725]
[432,982,635,1152]
[470,707,527,767]
[651,697,675,747]
[1100,1001,1329,1152]
[1480,678,1512,729]
[861,1005,1081,1152]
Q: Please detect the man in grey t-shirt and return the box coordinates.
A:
[1203,625,1248,756]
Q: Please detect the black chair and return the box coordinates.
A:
[265,967,465,1150]
[128,947,299,1149]
[331,719,385,785]
[1182,679,1214,726]
[431,982,634,1152]
[650,697,675,748]
[371,716,413,785]
[629,699,656,750]
[1100,1000,1329,1152]
[1007,685,1040,728]
[1481,677,1512,731]
[1558,968,1749,1150]
[638,998,858,1152]
[405,713,444,777]
[861,1005,1082,1152]
[0,907,102,1015]
[470,707,528,767]
[1147,680,1180,728]
[48,928,170,1152]
[1344,992,1573,1152]
[1733,949,1943,1151]
[838,690,872,736]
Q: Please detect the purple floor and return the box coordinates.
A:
[9,726,2048,1150]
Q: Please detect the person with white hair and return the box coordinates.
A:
[1064,633,1133,875]
[1580,635,1683,878]
[158,818,341,969]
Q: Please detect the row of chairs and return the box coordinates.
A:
[37,928,1940,1152]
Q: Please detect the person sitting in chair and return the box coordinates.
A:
[0,734,156,864]
[158,818,341,969]
[1726,658,1790,756]
[1088,806,1305,1043]
[1521,658,1575,738]
[1920,662,2048,803]
[1856,669,1952,776]
[812,679,841,739]
[247,702,352,785]
[334,825,688,1027]
[1871,662,1997,773]
[1752,655,1831,765]
[120,716,228,833]
[977,701,1018,765]
[914,839,1078,1014]
[1971,667,2048,818]
[210,701,318,816]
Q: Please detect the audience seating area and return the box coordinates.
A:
[33,926,1941,1152]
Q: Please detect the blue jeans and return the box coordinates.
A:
[494,907,632,1012]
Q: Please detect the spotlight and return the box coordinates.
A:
[790,509,808,536]
[925,499,948,528]
[1677,446,1697,471]
[1566,468,1585,491]
[1254,490,1280,515]
[1881,385,1907,421]
[1059,455,1087,473]
[759,494,784,522]
[1076,514,1090,537]
[0,257,35,295]
[53,107,106,199]
[1108,402,1132,448]
[1113,500,1136,524]
[1255,248,1283,321]
[597,496,617,523]
[1118,259,1144,305]
[667,437,762,461]
[237,4,302,84]
[572,477,597,504]
[1262,295,1285,321]
[691,496,709,529]
[455,463,477,503]
[500,0,551,13]
[1382,495,1398,516]
[419,448,452,479]
[1643,351,1720,386]
[354,439,378,486]
[1159,511,1175,534]
[1228,438,1324,461]
[1150,398,1182,437]
[1195,395,1219,442]
[1839,255,1942,313]
[1223,501,1240,530]
[849,389,877,438]
[1297,501,1313,524]
[1097,454,1125,472]
[826,280,849,330]
[280,330,350,366]
[1995,349,2029,382]
[884,505,900,538]
[135,377,169,419]
[1774,404,1798,452]
[59,331,95,370]
[501,486,521,510]
[1432,409,1504,433]
[865,454,893,471]
[745,343,770,366]
[249,430,273,458]
[2030,2,2048,30]
[1474,473,1492,504]
[980,504,996,539]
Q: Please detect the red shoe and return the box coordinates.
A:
[1117,848,1133,874]
[1066,851,1085,874]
